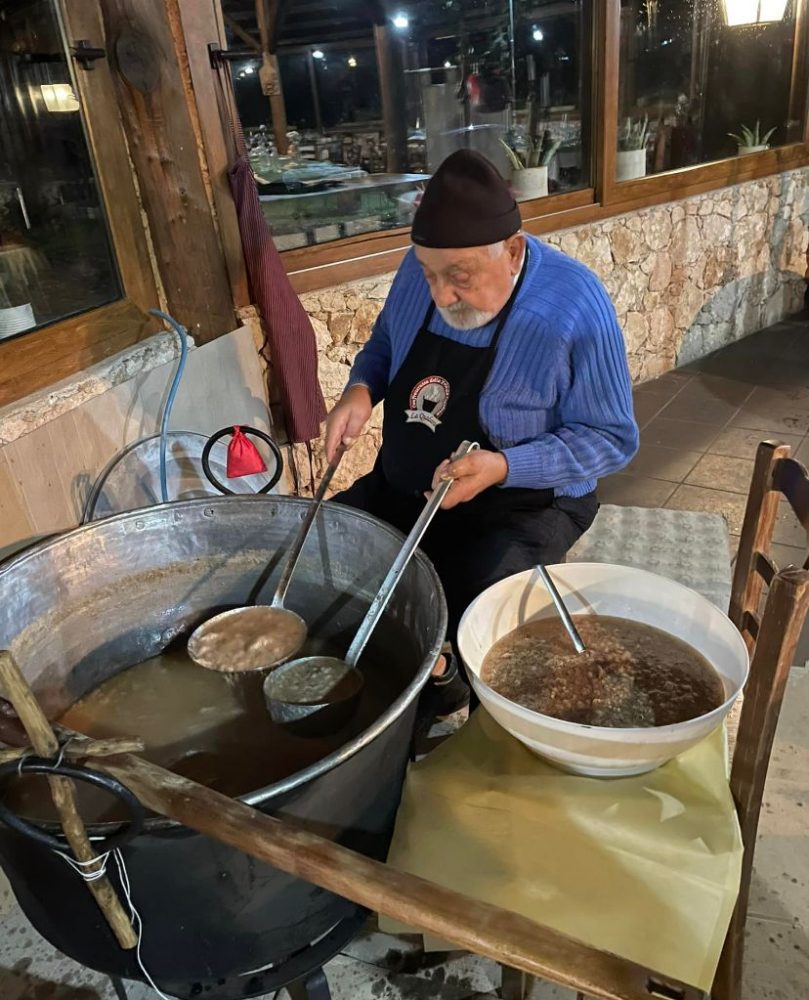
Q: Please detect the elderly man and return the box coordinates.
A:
[326,150,638,708]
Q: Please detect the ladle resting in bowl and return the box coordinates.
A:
[263,441,480,735]
[187,445,347,673]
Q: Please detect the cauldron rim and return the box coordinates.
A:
[0,495,447,825]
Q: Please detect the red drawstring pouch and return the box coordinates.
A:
[227,426,267,478]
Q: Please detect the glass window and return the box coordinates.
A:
[616,0,805,181]
[0,0,121,341]
[225,0,593,250]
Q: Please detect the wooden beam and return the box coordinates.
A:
[256,0,289,154]
[96,751,703,1000]
[223,12,261,52]
[176,0,250,309]
[100,0,236,342]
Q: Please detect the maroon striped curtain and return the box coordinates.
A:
[228,156,326,444]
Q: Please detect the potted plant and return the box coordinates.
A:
[729,121,776,156]
[500,133,561,200]
[617,116,648,181]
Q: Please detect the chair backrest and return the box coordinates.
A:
[714,441,809,999]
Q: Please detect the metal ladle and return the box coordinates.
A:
[536,564,587,654]
[187,446,347,673]
[263,441,480,736]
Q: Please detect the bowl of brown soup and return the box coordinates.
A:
[457,563,749,777]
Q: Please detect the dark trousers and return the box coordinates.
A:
[332,465,599,646]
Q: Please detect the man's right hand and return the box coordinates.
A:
[325,385,373,463]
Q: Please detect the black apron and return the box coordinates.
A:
[378,257,553,519]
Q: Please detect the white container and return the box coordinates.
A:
[510,165,548,200]
[616,148,647,182]
[457,563,749,778]
[737,144,768,156]
[0,303,35,340]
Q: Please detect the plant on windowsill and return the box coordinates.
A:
[728,121,776,157]
[500,134,561,201]
[616,116,649,182]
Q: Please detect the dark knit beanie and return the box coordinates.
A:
[411,149,521,249]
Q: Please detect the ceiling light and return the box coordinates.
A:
[532,26,544,41]
[40,83,79,112]
[392,12,409,29]
[348,55,357,67]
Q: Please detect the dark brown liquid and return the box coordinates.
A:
[6,640,404,824]
[481,616,726,728]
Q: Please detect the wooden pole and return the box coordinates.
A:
[0,652,138,950]
[307,50,324,133]
[374,23,409,173]
[93,752,702,1000]
[256,0,290,154]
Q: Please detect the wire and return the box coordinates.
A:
[149,309,190,505]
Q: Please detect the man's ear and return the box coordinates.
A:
[507,233,525,272]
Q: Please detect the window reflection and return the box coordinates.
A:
[226,0,592,249]
[617,0,804,181]
[0,0,120,340]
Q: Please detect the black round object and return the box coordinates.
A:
[201,425,284,495]
[0,757,144,852]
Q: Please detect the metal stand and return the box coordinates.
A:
[287,967,332,1000]
[109,976,129,1000]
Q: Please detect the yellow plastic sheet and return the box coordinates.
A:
[381,710,743,991]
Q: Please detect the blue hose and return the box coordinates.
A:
[149,308,189,504]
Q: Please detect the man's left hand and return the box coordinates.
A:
[426,449,508,510]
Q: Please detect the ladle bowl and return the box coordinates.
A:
[263,656,364,736]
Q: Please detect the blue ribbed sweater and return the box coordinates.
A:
[347,235,639,497]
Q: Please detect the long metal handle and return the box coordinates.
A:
[345,441,480,667]
[536,565,587,654]
[271,446,345,608]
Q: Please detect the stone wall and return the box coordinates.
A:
[295,168,809,491]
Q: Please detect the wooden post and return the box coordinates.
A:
[176,0,250,310]
[100,0,237,343]
[256,0,290,154]
[307,49,324,133]
[374,23,409,173]
[0,652,138,950]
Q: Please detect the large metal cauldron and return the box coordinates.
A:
[0,497,446,997]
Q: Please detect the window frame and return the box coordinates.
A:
[279,0,809,293]
[0,0,161,408]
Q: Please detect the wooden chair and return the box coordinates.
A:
[502,440,809,1000]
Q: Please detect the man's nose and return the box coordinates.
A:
[431,279,459,308]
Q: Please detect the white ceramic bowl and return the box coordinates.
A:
[457,563,749,778]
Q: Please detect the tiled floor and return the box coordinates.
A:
[600,314,809,664]
[2,318,809,999]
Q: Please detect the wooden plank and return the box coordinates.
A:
[715,567,809,998]
[0,299,152,407]
[100,0,236,343]
[60,0,161,315]
[96,752,703,1000]
[175,0,251,309]
[729,442,791,643]
[594,0,619,204]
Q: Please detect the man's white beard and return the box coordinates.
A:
[437,303,497,330]
[436,255,523,330]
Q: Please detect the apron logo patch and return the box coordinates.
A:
[405,376,450,432]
